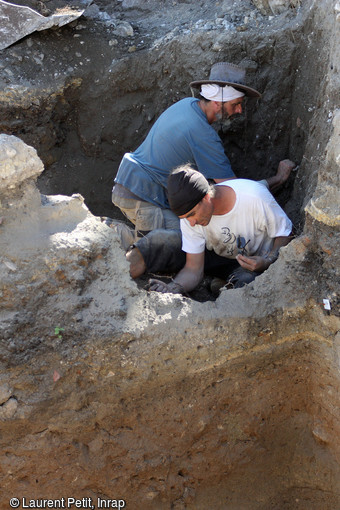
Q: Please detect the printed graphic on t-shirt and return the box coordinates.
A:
[220,226,236,256]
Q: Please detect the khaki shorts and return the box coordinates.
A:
[112,192,184,272]
[112,193,180,238]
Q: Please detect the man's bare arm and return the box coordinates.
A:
[213,159,296,190]
[148,252,205,294]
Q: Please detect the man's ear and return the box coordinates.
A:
[202,193,211,203]
[212,101,222,113]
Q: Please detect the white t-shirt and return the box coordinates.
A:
[180,179,292,258]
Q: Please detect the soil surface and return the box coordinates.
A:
[0,1,339,508]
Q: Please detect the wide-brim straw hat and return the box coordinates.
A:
[190,62,261,98]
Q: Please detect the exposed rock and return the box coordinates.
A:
[113,20,134,36]
[122,0,149,9]
[0,134,43,192]
[0,397,18,420]
[0,0,91,51]
[252,0,300,16]
[0,382,12,404]
[305,110,340,227]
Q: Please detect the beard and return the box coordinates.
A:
[215,112,232,129]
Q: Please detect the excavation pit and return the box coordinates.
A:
[0,0,339,508]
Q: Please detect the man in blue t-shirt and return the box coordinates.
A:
[111,62,295,278]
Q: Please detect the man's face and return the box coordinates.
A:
[216,97,244,121]
[179,196,213,227]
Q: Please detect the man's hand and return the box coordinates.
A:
[266,159,297,191]
[148,253,205,294]
[236,254,270,272]
[148,279,184,294]
[236,235,291,273]
[276,159,296,184]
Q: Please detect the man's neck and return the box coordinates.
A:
[211,185,236,215]
[198,99,215,124]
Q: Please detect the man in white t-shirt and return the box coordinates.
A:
[149,164,292,294]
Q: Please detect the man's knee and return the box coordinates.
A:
[125,229,185,277]
[126,247,146,279]
[135,229,185,274]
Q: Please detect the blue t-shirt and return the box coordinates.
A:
[114,97,235,208]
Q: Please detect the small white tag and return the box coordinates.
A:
[3,259,17,271]
[323,299,331,311]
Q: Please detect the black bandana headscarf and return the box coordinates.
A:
[167,167,209,216]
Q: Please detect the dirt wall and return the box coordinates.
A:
[0,0,339,509]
